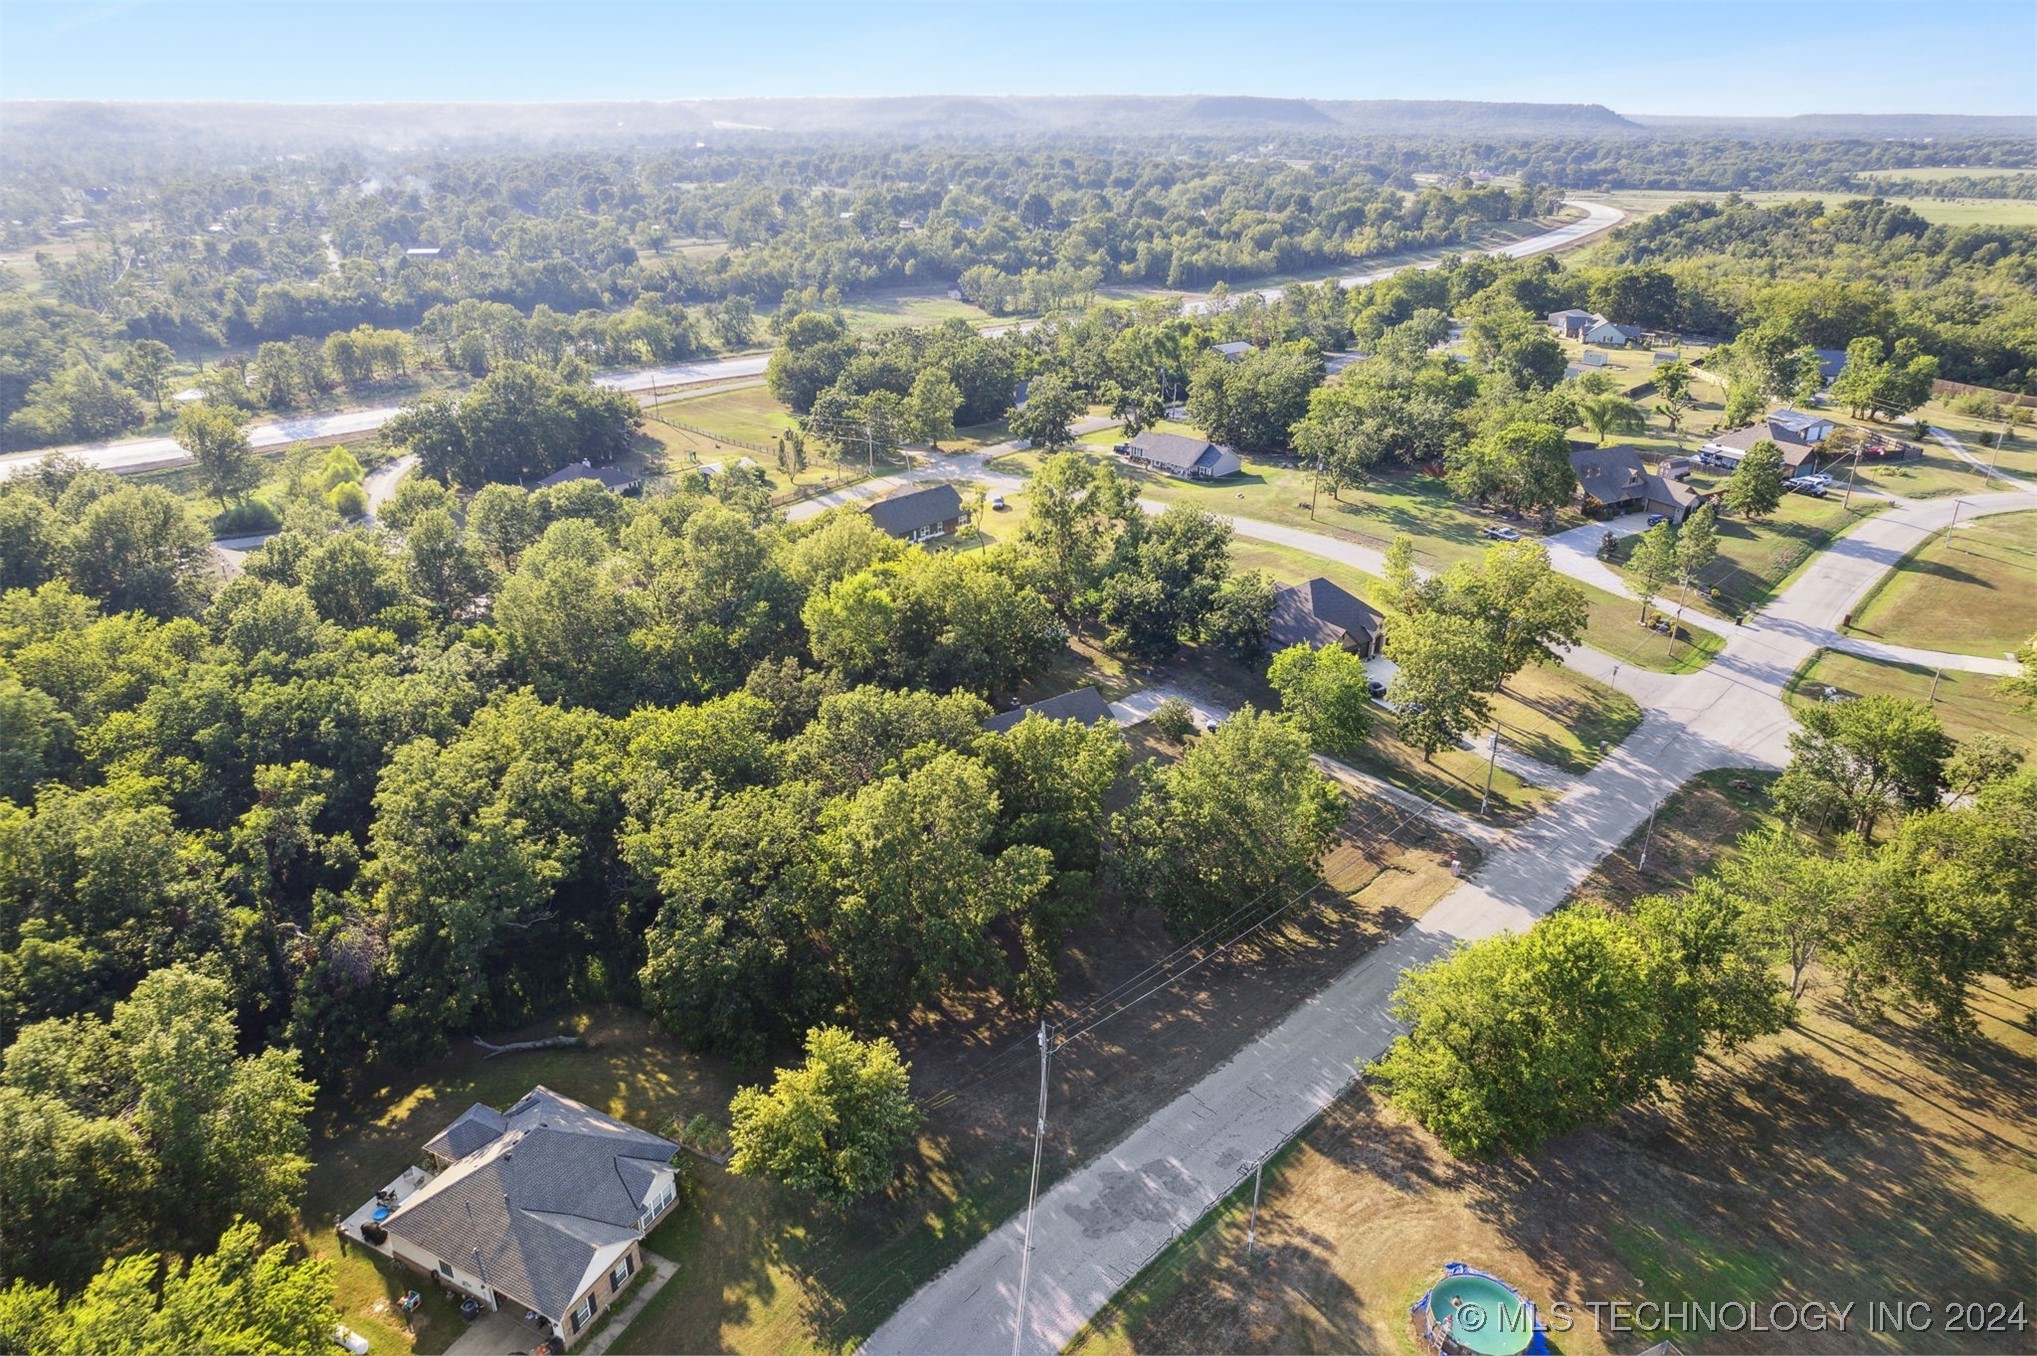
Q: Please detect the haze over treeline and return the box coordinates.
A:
[5,96,2032,163]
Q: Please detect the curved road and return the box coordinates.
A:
[2,201,1622,483]
[855,458,2032,1354]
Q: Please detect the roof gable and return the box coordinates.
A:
[1127,430,1223,472]
[864,483,963,536]
[1270,577,1384,649]
[1569,444,1648,499]
[385,1087,676,1319]
[983,685,1114,734]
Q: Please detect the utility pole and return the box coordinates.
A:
[1011,1020,1050,1356]
[1478,724,1501,816]
[1943,498,1963,546]
[1244,1159,1265,1258]
[1309,454,1324,519]
[1636,799,1661,870]
[1930,668,1942,703]
[1842,449,1860,509]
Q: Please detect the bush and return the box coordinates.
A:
[211,496,281,537]
[1150,695,1197,741]
[1947,393,1998,418]
[326,481,368,518]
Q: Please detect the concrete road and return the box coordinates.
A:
[863,701,1778,1356]
[1182,199,1623,314]
[2,202,1618,486]
[0,354,772,482]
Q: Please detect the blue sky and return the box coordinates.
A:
[4,1,2032,117]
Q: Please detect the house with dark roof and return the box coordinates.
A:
[1122,430,1241,480]
[533,461,641,494]
[1570,444,1709,524]
[370,1087,679,1348]
[1548,308,1596,339]
[982,685,1115,734]
[864,483,964,542]
[1270,577,1387,657]
[1700,409,1837,472]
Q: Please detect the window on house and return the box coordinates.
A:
[610,1256,633,1291]
[437,1260,454,1280]
[571,1297,594,1332]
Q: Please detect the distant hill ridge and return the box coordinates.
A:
[2,97,2025,155]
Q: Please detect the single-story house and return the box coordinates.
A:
[1270,576,1387,658]
[1768,408,1835,444]
[1700,409,1834,472]
[865,483,964,542]
[1122,430,1241,480]
[1582,317,1644,348]
[534,461,642,494]
[1213,341,1258,362]
[1548,308,1596,339]
[375,1087,679,1350]
[1570,444,1709,524]
[983,685,1114,734]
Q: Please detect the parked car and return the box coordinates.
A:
[1646,513,1670,527]
[1788,481,1828,497]
[1800,472,1835,488]
[989,493,1007,510]
[1367,679,1388,698]
[1480,524,1522,541]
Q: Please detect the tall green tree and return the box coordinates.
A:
[1007,372,1083,451]
[728,1026,919,1208]
[1626,519,1679,621]
[1384,609,1494,760]
[1723,439,1786,519]
[1111,707,1343,936]
[0,1222,335,1356]
[1574,392,1646,446]
[1773,694,1953,840]
[173,404,260,508]
[1267,642,1375,757]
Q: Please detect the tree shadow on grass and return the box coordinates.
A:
[1461,1035,2037,1353]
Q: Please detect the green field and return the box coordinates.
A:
[1569,186,2037,229]
[835,290,996,334]
[1605,486,1884,620]
[1849,511,2037,658]
[1787,648,2036,760]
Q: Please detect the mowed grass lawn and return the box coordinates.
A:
[1605,486,1884,619]
[1849,510,2037,657]
[1788,648,2036,761]
[1068,978,2037,1356]
[1920,399,2037,482]
[650,384,798,446]
[1227,537,1644,774]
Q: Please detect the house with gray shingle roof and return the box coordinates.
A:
[1570,444,1709,524]
[376,1086,679,1348]
[864,483,964,542]
[1270,577,1386,657]
[982,685,1114,734]
[1122,430,1241,480]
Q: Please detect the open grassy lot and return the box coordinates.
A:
[1848,511,2037,658]
[303,796,1479,1356]
[1920,400,2037,482]
[1569,186,2037,230]
[1847,449,1997,500]
[1069,977,2037,1356]
[1570,769,1783,910]
[649,383,798,446]
[835,290,995,334]
[1787,648,2036,761]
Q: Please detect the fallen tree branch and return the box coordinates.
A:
[473,1035,582,1058]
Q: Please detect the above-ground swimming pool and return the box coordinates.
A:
[1425,1272,1536,1356]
